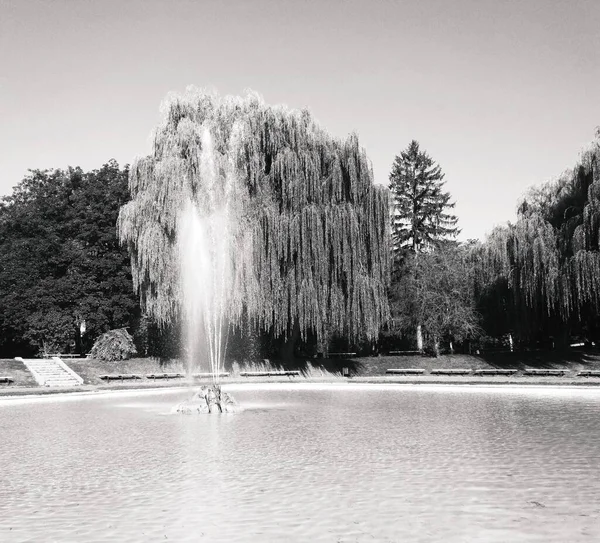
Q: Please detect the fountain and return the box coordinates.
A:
[174,127,242,414]
[117,90,391,417]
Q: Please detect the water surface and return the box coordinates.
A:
[1,383,600,542]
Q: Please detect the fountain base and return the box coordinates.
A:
[175,385,241,414]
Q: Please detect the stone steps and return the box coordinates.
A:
[15,357,83,387]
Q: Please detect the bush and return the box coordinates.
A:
[89,328,137,361]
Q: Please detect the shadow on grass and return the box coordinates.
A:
[477,348,599,369]
[162,348,600,377]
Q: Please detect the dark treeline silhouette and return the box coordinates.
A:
[0,161,139,357]
[474,130,600,350]
[387,132,600,355]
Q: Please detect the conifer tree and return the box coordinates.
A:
[388,141,459,351]
[389,140,458,262]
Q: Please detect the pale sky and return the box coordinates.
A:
[1,0,599,240]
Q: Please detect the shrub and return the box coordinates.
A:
[89,328,137,361]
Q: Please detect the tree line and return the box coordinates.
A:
[387,130,600,354]
[0,162,139,357]
[474,129,600,349]
[1,100,598,358]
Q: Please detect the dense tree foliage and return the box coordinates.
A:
[388,140,458,265]
[6,108,593,361]
[476,131,600,346]
[387,141,462,351]
[0,161,138,356]
[390,243,480,355]
[118,89,390,360]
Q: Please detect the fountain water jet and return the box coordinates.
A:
[175,127,242,414]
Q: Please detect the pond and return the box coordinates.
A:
[1,383,600,542]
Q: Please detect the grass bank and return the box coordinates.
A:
[0,359,37,387]
[346,349,600,376]
[3,349,600,395]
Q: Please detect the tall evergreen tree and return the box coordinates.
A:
[388,141,459,350]
[388,140,458,263]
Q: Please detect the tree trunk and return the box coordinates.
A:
[279,319,301,363]
[416,324,423,352]
[553,326,570,350]
[433,337,440,357]
[317,328,330,359]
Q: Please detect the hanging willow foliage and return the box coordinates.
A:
[118,88,390,343]
[476,131,600,333]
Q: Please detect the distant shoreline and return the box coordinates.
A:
[4,351,600,398]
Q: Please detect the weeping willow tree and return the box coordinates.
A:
[476,130,600,345]
[118,88,390,361]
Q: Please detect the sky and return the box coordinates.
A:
[1,0,599,240]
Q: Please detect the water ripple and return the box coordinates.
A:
[1,385,600,541]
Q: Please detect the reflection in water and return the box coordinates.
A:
[1,384,600,542]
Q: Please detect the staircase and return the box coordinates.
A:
[16,357,84,387]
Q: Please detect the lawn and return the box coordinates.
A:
[66,357,187,385]
[3,349,600,389]
[60,349,600,382]
[0,359,38,387]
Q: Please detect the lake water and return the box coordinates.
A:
[1,383,600,542]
